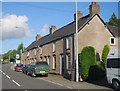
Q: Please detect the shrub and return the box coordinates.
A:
[3,59,9,64]
[88,65,105,81]
[101,44,110,68]
[80,46,97,80]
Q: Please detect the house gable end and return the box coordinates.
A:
[78,14,115,37]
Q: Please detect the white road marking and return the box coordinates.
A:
[38,78,63,86]
[67,86,73,89]
[6,75,11,79]
[12,80,21,87]
[2,72,6,75]
[0,70,2,73]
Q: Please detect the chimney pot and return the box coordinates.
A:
[50,25,57,34]
[89,2,100,16]
[92,2,97,5]
[36,34,41,41]
[74,11,83,21]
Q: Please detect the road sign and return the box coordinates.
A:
[16,54,20,59]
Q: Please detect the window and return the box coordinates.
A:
[110,37,115,45]
[44,56,47,61]
[66,55,71,69]
[40,47,42,54]
[107,58,120,68]
[53,42,56,52]
[53,56,56,69]
[27,52,29,57]
[47,56,50,65]
[40,57,42,61]
[35,49,36,55]
[66,37,71,49]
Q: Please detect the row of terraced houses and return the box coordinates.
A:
[21,2,120,79]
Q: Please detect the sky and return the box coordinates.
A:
[0,1,119,54]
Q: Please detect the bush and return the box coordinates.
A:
[88,65,105,81]
[80,46,97,80]
[3,59,9,64]
[101,44,110,68]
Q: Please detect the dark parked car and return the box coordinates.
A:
[15,64,23,72]
[27,62,49,77]
[22,64,30,74]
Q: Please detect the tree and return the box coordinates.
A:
[79,46,97,80]
[2,43,25,62]
[107,13,120,27]
[17,43,24,53]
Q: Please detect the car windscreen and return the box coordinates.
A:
[36,62,48,66]
[107,58,120,68]
[17,64,23,67]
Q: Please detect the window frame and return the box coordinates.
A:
[66,55,71,69]
[66,37,71,49]
[40,47,42,54]
[53,56,56,69]
[53,42,56,52]
[34,49,36,55]
[110,37,116,45]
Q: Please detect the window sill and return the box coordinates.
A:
[110,44,116,46]
[66,48,70,50]
[52,68,56,70]
[52,51,56,53]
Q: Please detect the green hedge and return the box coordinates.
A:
[88,65,105,81]
[3,59,9,64]
[101,44,110,68]
[80,46,97,80]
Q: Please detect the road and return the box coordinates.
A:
[1,63,113,91]
[1,64,69,90]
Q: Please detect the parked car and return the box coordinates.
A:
[27,62,49,77]
[22,64,30,74]
[15,64,23,72]
[106,49,120,90]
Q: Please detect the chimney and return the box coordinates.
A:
[74,11,83,21]
[50,25,57,34]
[36,34,41,41]
[89,2,100,16]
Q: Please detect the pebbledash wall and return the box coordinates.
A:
[21,2,120,77]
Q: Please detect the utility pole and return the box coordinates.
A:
[9,55,10,63]
[75,0,79,82]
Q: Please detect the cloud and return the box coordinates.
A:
[40,24,49,37]
[0,14,32,40]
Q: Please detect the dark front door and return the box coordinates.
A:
[61,55,64,75]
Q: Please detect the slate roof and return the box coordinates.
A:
[25,14,120,51]
[25,41,36,51]
[107,25,120,37]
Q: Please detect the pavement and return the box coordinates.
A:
[1,63,114,90]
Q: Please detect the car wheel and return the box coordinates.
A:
[27,71,29,75]
[112,80,120,90]
[45,74,48,77]
[25,71,27,75]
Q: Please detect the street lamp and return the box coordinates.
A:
[75,0,79,82]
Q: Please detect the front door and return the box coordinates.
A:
[60,55,64,75]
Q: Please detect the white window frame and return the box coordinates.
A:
[66,55,71,69]
[27,51,29,57]
[47,56,50,65]
[53,42,56,52]
[66,37,71,49]
[40,47,42,54]
[53,56,56,69]
[110,37,116,45]
[35,49,36,55]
